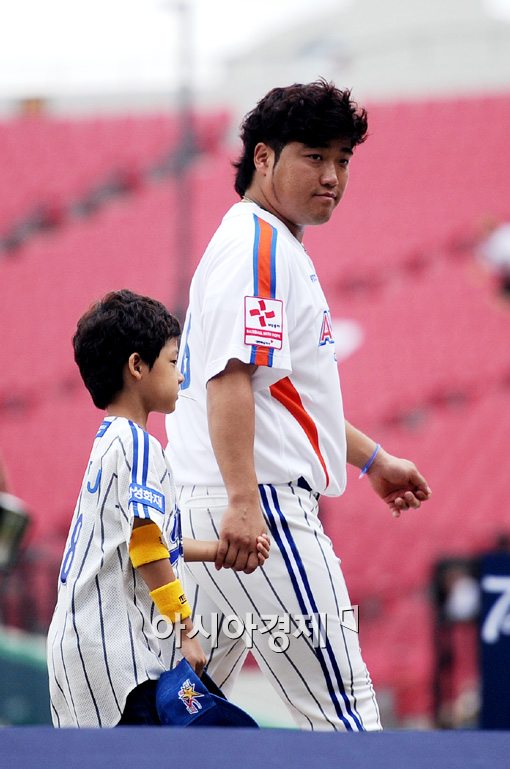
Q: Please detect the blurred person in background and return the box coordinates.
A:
[475,215,510,300]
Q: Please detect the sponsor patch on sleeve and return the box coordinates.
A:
[129,483,166,516]
[244,296,283,349]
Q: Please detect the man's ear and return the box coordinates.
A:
[253,142,274,174]
[127,352,143,380]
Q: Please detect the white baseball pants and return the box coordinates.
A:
[178,482,381,731]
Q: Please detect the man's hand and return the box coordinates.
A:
[215,499,268,574]
[207,359,268,574]
[367,448,432,518]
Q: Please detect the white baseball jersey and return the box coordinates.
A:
[165,200,380,730]
[166,199,347,495]
[47,416,182,727]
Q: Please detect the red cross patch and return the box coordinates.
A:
[244,296,283,349]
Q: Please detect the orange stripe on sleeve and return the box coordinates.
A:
[256,218,274,297]
[253,347,271,366]
[250,216,277,365]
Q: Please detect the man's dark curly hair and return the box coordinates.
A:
[73,289,180,410]
[234,79,368,197]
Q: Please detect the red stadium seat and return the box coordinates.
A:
[1,95,510,721]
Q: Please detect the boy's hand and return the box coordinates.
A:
[220,532,271,573]
[256,533,270,565]
[180,619,206,675]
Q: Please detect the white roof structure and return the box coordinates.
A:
[220,0,510,121]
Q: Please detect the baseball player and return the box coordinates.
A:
[46,289,269,726]
[166,80,432,730]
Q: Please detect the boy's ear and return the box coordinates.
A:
[127,352,143,380]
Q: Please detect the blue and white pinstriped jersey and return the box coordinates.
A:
[46,416,182,727]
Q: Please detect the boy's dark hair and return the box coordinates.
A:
[233,79,368,197]
[73,289,180,410]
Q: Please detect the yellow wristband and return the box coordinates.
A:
[129,522,169,568]
[150,579,192,622]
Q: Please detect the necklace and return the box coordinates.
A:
[242,195,260,207]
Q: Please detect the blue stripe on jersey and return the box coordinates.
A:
[259,486,309,615]
[142,431,149,485]
[260,484,363,731]
[269,225,277,297]
[142,430,150,519]
[129,420,151,519]
[251,213,277,298]
[129,420,139,482]
[252,214,261,295]
[128,420,141,517]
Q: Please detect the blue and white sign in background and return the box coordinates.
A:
[480,552,510,729]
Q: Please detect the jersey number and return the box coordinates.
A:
[60,514,83,583]
[481,575,510,643]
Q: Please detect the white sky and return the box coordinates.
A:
[0,0,341,97]
[1,0,509,98]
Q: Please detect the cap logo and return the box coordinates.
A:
[178,678,205,715]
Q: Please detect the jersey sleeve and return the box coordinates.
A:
[116,423,170,545]
[201,213,292,391]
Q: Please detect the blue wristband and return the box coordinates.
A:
[358,444,381,479]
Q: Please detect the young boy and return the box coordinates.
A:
[47,289,268,727]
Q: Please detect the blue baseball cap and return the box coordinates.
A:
[156,659,259,727]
